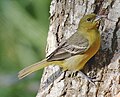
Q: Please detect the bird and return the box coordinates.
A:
[18,13,101,80]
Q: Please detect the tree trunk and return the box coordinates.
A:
[36,0,120,97]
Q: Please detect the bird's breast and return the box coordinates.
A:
[63,34,100,71]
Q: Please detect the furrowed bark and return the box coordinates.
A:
[37,0,120,97]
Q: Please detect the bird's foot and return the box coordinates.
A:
[78,71,102,86]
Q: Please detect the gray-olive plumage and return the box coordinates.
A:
[47,32,89,61]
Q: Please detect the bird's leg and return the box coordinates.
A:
[71,72,75,77]
[71,71,78,77]
[78,71,96,85]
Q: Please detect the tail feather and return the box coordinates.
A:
[18,59,51,79]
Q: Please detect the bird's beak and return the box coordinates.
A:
[95,15,101,22]
[94,15,101,28]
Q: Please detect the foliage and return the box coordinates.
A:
[0,0,50,96]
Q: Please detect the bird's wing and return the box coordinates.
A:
[46,32,89,61]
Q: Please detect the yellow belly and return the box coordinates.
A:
[77,36,100,71]
[62,35,100,71]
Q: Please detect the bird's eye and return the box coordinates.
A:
[87,18,91,22]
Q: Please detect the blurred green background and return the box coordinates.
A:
[0,0,51,97]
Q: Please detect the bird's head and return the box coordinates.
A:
[79,13,100,31]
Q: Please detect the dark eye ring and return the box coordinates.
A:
[87,18,91,21]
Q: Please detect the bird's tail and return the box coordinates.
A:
[18,59,61,79]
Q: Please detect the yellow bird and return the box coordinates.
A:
[18,13,101,79]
